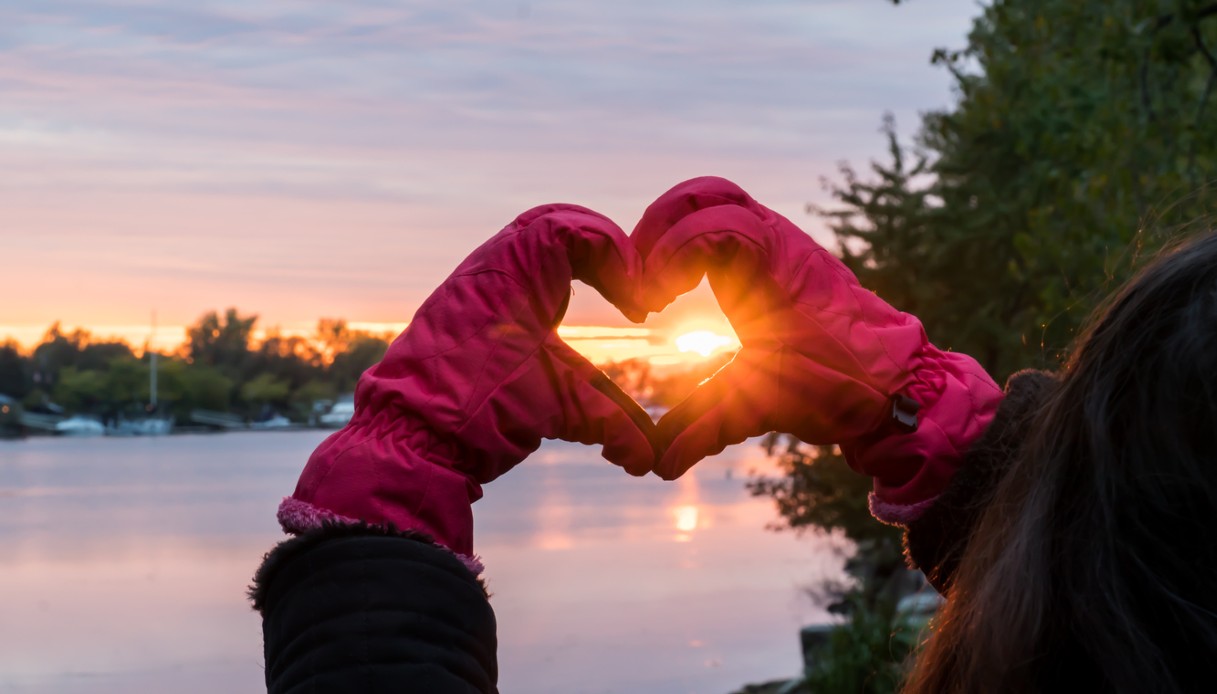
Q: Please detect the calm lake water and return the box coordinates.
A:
[0,432,843,694]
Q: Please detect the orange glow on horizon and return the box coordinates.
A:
[1,318,741,369]
[3,273,744,372]
[674,329,738,358]
[2,278,740,369]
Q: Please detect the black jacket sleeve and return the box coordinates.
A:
[903,369,1058,593]
[250,523,498,694]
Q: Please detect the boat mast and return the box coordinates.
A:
[149,311,158,410]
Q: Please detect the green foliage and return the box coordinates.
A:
[749,436,897,547]
[802,596,919,694]
[778,0,1217,533]
[159,359,233,413]
[51,366,110,412]
[240,373,292,406]
[75,341,135,372]
[290,378,338,418]
[748,436,921,691]
[754,1,1217,689]
[53,356,152,413]
[102,357,152,405]
[29,323,135,390]
[825,0,1217,379]
[4,311,400,422]
[328,334,390,391]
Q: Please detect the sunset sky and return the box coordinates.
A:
[1,0,978,363]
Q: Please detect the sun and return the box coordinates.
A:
[674,329,737,358]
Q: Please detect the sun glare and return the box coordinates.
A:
[673,505,700,533]
[674,330,736,358]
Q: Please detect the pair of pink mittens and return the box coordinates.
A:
[278,178,1004,571]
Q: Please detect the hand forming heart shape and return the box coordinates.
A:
[630,177,1001,497]
[281,177,1001,562]
[629,176,907,480]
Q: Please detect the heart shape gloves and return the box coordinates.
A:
[278,178,1006,573]
[632,176,1004,524]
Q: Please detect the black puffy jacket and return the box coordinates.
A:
[251,523,498,693]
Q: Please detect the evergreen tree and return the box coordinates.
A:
[755,3,1217,689]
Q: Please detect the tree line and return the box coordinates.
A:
[0,308,731,426]
[0,309,390,423]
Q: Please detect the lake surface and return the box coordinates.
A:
[0,432,844,694]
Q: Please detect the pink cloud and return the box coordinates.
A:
[1,0,977,341]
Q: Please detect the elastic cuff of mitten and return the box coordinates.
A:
[845,350,1003,510]
[277,496,485,575]
[868,491,938,525]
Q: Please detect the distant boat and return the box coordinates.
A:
[107,416,174,437]
[55,415,106,437]
[108,313,174,437]
[318,396,356,429]
[250,414,294,430]
[189,409,246,430]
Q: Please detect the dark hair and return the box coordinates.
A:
[905,232,1217,693]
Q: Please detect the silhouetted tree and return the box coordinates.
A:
[185,308,258,377]
[328,335,389,392]
[0,341,31,398]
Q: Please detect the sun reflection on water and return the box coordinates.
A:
[669,468,704,543]
[672,505,699,542]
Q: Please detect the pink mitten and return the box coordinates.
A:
[633,177,1003,523]
[279,205,657,571]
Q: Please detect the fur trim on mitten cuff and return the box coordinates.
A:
[277,496,485,576]
[869,493,938,525]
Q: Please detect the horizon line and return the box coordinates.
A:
[0,321,735,366]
